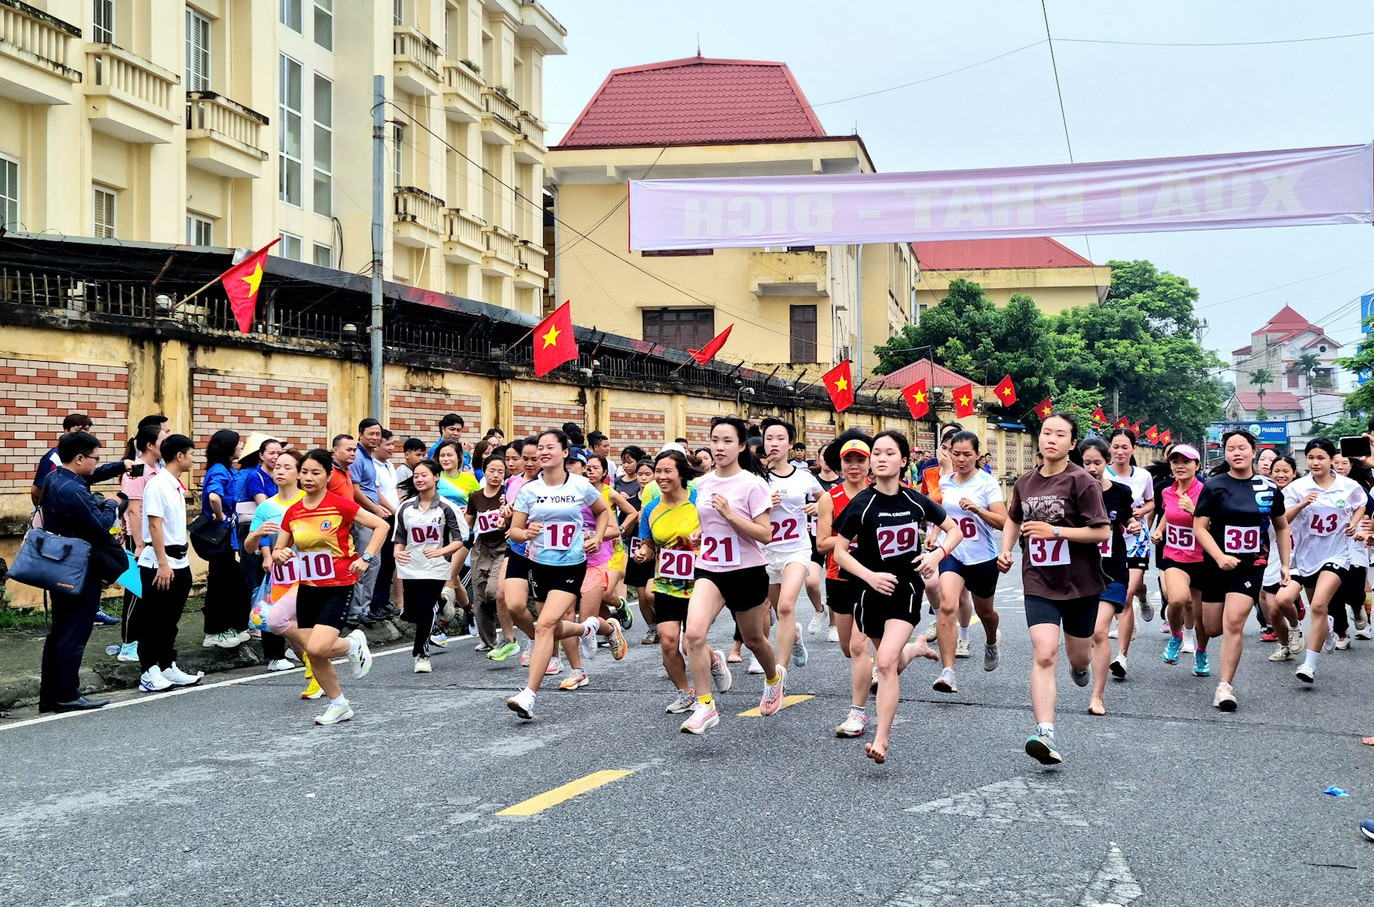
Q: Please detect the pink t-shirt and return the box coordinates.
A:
[694,469,772,571]
[120,461,161,535]
[1161,480,1204,564]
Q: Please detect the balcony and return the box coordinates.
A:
[749,249,829,297]
[84,43,180,143]
[514,241,548,289]
[481,226,518,277]
[392,27,441,96]
[442,60,481,122]
[185,91,269,179]
[393,186,445,248]
[443,208,485,265]
[0,0,81,104]
[514,128,546,165]
[480,86,519,145]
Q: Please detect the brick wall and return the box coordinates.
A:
[513,401,586,440]
[192,372,328,452]
[1022,436,1034,471]
[388,390,483,443]
[804,421,836,456]
[0,358,129,492]
[607,407,665,456]
[914,426,937,454]
[686,412,714,445]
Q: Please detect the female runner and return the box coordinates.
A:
[557,453,625,691]
[998,412,1110,766]
[1261,455,1300,657]
[833,430,958,763]
[392,459,466,674]
[1193,430,1291,709]
[1330,454,1373,647]
[932,430,1006,694]
[272,449,389,726]
[505,430,626,720]
[1153,445,1208,675]
[1076,438,1136,716]
[679,416,782,735]
[761,418,824,671]
[247,450,313,693]
[1106,429,1156,652]
[489,436,542,666]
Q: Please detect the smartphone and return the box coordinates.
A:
[1339,436,1371,460]
[129,463,145,478]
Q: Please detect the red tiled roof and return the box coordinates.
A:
[1258,304,1312,332]
[557,56,825,147]
[912,237,1097,271]
[1232,392,1303,411]
[870,358,976,390]
[1231,345,1253,356]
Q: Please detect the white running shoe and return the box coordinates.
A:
[759,666,787,716]
[932,666,958,694]
[1269,642,1293,662]
[827,625,839,642]
[923,622,939,642]
[519,642,532,666]
[792,625,808,667]
[747,654,764,675]
[1354,624,1373,640]
[1108,625,1118,640]
[836,708,868,738]
[664,689,696,714]
[266,659,294,673]
[954,637,971,659]
[314,699,353,725]
[710,649,733,692]
[139,666,173,692]
[807,611,828,636]
[1295,663,1315,684]
[1323,617,1336,654]
[1213,682,1237,711]
[506,688,535,720]
[1181,630,1197,655]
[1288,628,1305,655]
[161,663,203,686]
[578,624,598,662]
[414,656,432,674]
[983,630,1002,672]
[1109,654,1128,678]
[346,629,372,679]
[545,656,563,676]
[680,701,718,735]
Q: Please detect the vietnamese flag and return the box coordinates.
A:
[953,383,975,419]
[823,360,855,412]
[688,324,733,365]
[219,238,279,333]
[1160,429,1172,446]
[1130,420,1142,435]
[1091,407,1106,423]
[1034,396,1054,420]
[1112,416,1130,430]
[533,300,578,377]
[994,374,1017,406]
[1145,424,1161,445]
[902,379,930,419]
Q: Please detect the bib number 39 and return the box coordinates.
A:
[1224,526,1261,554]
[1027,537,1071,567]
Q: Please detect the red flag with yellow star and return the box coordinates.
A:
[1145,424,1161,445]
[902,379,929,420]
[993,374,1016,406]
[219,238,279,334]
[1112,416,1130,430]
[822,360,854,412]
[1034,396,1054,420]
[532,300,578,377]
[953,383,975,419]
[1159,429,1172,446]
[1091,407,1106,423]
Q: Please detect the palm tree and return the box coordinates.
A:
[1296,351,1322,435]
[1249,368,1274,415]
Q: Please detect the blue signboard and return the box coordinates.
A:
[1218,421,1288,443]
[1363,293,1374,333]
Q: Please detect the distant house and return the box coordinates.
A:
[1223,391,1304,424]
[911,237,1111,317]
[1230,304,1346,442]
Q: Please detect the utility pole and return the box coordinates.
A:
[854,244,863,376]
[369,75,385,419]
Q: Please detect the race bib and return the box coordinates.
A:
[270,557,300,587]
[1027,537,1071,567]
[957,516,979,542]
[541,522,579,551]
[1224,526,1261,554]
[808,515,819,537]
[769,517,803,544]
[700,533,741,568]
[1098,537,1112,556]
[476,510,503,534]
[409,523,442,546]
[1165,523,1196,551]
[1308,510,1340,536]
[274,551,335,585]
[658,547,696,580]
[876,521,921,559]
[630,537,645,558]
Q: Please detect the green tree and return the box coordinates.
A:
[1249,368,1274,412]
[1307,415,1367,443]
[1103,259,1200,338]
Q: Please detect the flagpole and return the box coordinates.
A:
[169,274,223,312]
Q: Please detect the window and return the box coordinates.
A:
[186,214,213,246]
[279,232,302,260]
[312,75,332,216]
[312,243,332,268]
[790,305,817,364]
[92,0,114,42]
[280,0,301,32]
[313,0,333,50]
[393,0,405,26]
[392,123,405,188]
[185,9,211,92]
[1287,371,1299,389]
[0,156,17,231]
[278,55,303,206]
[642,308,714,352]
[92,185,116,238]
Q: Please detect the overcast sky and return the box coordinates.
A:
[542,0,1374,370]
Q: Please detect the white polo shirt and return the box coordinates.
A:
[139,469,190,570]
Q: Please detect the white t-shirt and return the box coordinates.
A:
[1284,474,1367,575]
[938,470,1004,565]
[765,465,823,555]
[374,457,400,512]
[1106,464,1154,559]
[392,495,465,581]
[694,469,772,571]
[138,469,189,570]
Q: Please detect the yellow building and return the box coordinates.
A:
[911,237,1110,316]
[0,0,563,313]
[547,55,916,379]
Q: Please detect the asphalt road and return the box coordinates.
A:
[3,562,1373,907]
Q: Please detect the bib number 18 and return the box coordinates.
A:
[542,522,579,551]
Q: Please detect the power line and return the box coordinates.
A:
[810,41,1047,107]
[1196,259,1374,310]
[1059,30,1374,49]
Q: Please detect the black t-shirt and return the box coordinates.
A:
[1099,480,1134,583]
[834,486,947,581]
[1194,472,1280,568]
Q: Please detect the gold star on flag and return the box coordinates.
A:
[914,390,926,403]
[1001,386,1013,397]
[959,395,971,407]
[540,324,562,348]
[834,376,848,392]
[241,262,263,296]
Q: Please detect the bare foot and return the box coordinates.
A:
[1088,700,1106,716]
[1362,735,1374,746]
[900,638,939,669]
[865,741,888,764]
[727,653,742,664]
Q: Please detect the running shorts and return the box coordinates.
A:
[938,555,1000,599]
[855,579,923,639]
[653,593,689,625]
[505,550,532,583]
[296,585,351,631]
[826,577,858,616]
[1160,557,1207,588]
[695,566,769,614]
[1100,580,1128,613]
[764,546,812,585]
[1024,593,1097,639]
[529,561,587,601]
[1200,563,1266,604]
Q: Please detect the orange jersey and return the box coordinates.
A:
[920,466,944,503]
[282,492,361,586]
[825,481,866,580]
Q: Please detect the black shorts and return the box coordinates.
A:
[1126,555,1150,571]
[695,566,769,613]
[1024,593,1098,639]
[529,561,586,601]
[1200,564,1266,604]
[1160,557,1208,587]
[653,593,689,625]
[296,584,352,631]
[855,579,923,639]
[625,554,654,587]
[811,535,826,566]
[826,577,858,616]
[505,551,532,583]
[1294,565,1346,592]
[938,556,999,599]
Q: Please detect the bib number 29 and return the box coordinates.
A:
[1027,537,1070,567]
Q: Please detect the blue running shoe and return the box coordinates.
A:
[1192,651,1211,677]
[1361,818,1374,841]
[1162,636,1182,664]
[116,641,139,662]
[93,609,120,626]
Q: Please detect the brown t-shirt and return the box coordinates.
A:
[1008,461,1109,601]
[465,486,507,553]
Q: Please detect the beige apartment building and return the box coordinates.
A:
[547,56,916,379]
[0,0,562,313]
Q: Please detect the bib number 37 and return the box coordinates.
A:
[1027,537,1070,567]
